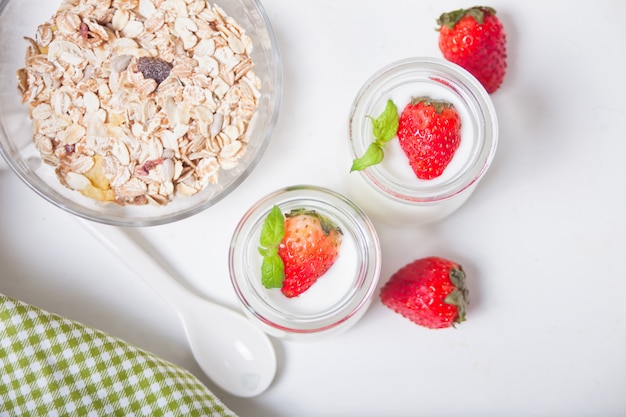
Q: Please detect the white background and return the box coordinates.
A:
[1,1,625,416]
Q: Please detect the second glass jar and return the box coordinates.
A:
[347,57,499,225]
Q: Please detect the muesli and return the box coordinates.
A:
[17,0,261,205]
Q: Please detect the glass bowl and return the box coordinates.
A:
[0,0,282,226]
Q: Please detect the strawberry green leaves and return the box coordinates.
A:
[436,6,495,29]
[350,99,399,172]
[259,205,285,289]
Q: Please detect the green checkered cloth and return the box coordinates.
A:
[0,294,238,417]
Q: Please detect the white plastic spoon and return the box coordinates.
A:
[78,218,277,398]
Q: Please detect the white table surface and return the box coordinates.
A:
[2,1,625,416]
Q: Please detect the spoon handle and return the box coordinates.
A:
[76,218,198,313]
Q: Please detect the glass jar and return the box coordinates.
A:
[229,185,381,341]
[347,57,498,225]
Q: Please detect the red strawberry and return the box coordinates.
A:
[437,6,507,93]
[380,256,468,329]
[259,206,343,298]
[279,209,342,297]
[396,97,461,180]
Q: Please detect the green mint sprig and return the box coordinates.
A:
[258,205,285,289]
[350,99,399,172]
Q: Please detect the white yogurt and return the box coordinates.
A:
[347,57,498,226]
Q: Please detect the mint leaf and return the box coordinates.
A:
[261,253,284,288]
[259,205,286,289]
[259,205,284,249]
[350,99,398,172]
[258,245,278,258]
[350,142,384,172]
[370,99,399,143]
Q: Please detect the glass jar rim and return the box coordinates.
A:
[348,57,498,204]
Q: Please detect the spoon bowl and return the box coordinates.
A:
[78,219,277,398]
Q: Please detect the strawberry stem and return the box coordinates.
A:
[410,96,454,115]
[285,208,343,236]
[437,6,496,30]
[444,266,469,325]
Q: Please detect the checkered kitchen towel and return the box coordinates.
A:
[0,294,237,416]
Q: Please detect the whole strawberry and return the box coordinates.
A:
[259,206,343,298]
[437,6,507,93]
[380,256,468,329]
[397,97,461,180]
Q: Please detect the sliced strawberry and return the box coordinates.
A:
[259,206,343,298]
